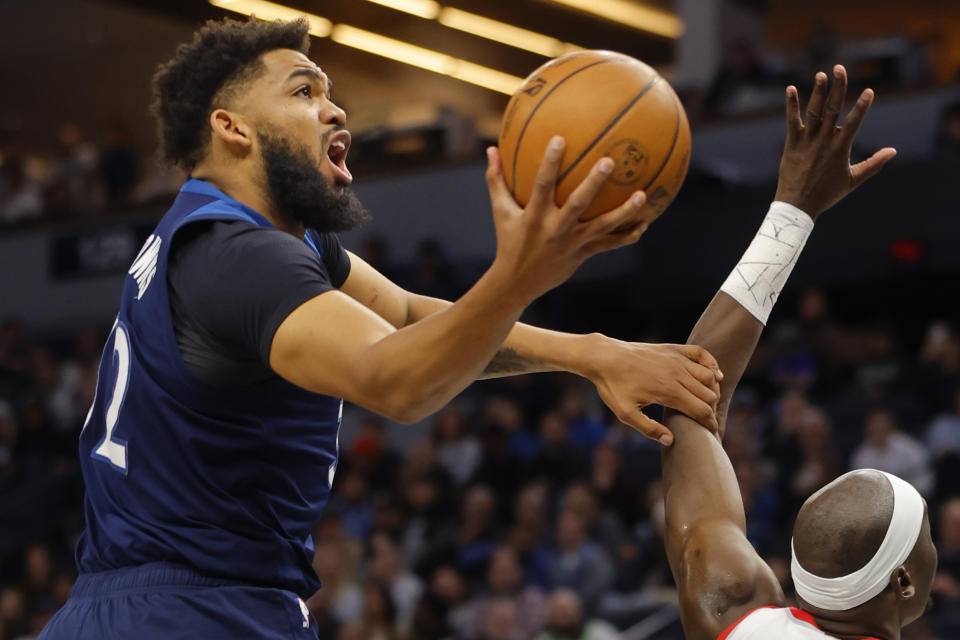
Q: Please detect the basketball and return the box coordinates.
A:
[499,50,691,221]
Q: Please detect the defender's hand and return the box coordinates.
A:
[585,337,723,445]
[486,138,648,303]
[775,65,896,220]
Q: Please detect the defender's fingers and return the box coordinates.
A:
[785,85,802,140]
[678,344,721,376]
[851,147,897,188]
[822,65,848,129]
[561,157,616,224]
[621,409,675,446]
[526,136,566,213]
[673,385,720,433]
[840,88,875,146]
[686,359,721,393]
[679,372,719,408]
[804,71,829,132]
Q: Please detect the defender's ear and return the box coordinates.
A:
[893,565,916,601]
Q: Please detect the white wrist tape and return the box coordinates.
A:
[791,470,924,611]
[720,201,814,325]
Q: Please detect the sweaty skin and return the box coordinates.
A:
[658,65,935,640]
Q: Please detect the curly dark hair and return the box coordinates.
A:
[151,17,310,170]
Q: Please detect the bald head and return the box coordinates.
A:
[793,469,893,577]
[793,470,893,578]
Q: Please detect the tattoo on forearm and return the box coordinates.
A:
[482,347,543,376]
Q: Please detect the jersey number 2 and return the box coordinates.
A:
[90,321,131,474]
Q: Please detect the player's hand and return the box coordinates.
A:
[485,138,648,301]
[775,64,897,220]
[584,337,723,444]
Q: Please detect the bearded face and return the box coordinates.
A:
[257,128,370,234]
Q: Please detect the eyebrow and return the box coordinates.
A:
[287,68,333,97]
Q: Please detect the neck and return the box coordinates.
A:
[808,599,900,640]
[191,159,304,237]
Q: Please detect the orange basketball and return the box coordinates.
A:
[499,50,691,221]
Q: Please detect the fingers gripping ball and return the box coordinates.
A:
[499,50,691,221]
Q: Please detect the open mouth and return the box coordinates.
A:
[326,130,353,185]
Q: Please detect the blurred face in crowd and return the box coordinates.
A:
[546,589,584,636]
[462,486,495,527]
[864,410,896,447]
[483,599,521,640]
[431,566,466,605]
[556,510,586,551]
[940,498,960,553]
[488,548,523,594]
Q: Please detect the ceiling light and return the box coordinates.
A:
[209,0,524,95]
[208,0,332,37]
[331,24,523,94]
[544,0,684,39]
[363,0,440,19]
[437,8,581,58]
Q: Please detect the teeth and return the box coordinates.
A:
[330,141,346,151]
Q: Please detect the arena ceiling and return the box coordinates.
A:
[1,0,677,155]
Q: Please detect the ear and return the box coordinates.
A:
[893,565,916,601]
[209,108,254,152]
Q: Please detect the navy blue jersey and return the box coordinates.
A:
[76,178,341,598]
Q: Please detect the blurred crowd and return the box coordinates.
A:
[2,283,960,640]
[696,28,939,120]
[0,121,182,227]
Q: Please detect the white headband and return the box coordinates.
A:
[791,470,924,611]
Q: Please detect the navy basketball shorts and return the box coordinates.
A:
[39,562,319,639]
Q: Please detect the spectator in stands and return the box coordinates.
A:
[529,411,586,492]
[433,406,481,485]
[357,579,400,640]
[310,542,362,626]
[556,386,606,456]
[546,509,614,614]
[931,498,960,636]
[789,407,840,501]
[327,470,374,541]
[481,395,538,461]
[98,119,138,206]
[935,101,960,162]
[44,123,104,217]
[461,546,548,640]
[345,415,401,493]
[926,383,960,457]
[536,588,619,640]
[0,586,28,639]
[436,485,500,586]
[368,532,423,633]
[850,407,933,495]
[504,481,552,589]
[0,151,44,224]
[478,598,523,640]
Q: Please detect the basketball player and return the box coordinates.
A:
[39,17,723,639]
[659,65,938,639]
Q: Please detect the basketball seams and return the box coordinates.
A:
[508,59,614,197]
[555,75,661,186]
[641,91,682,193]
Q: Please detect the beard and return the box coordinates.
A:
[257,129,370,233]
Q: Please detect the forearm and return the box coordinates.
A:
[405,292,596,379]
[362,266,528,421]
[661,292,762,570]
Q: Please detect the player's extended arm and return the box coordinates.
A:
[340,251,723,441]
[271,140,649,424]
[660,66,897,640]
